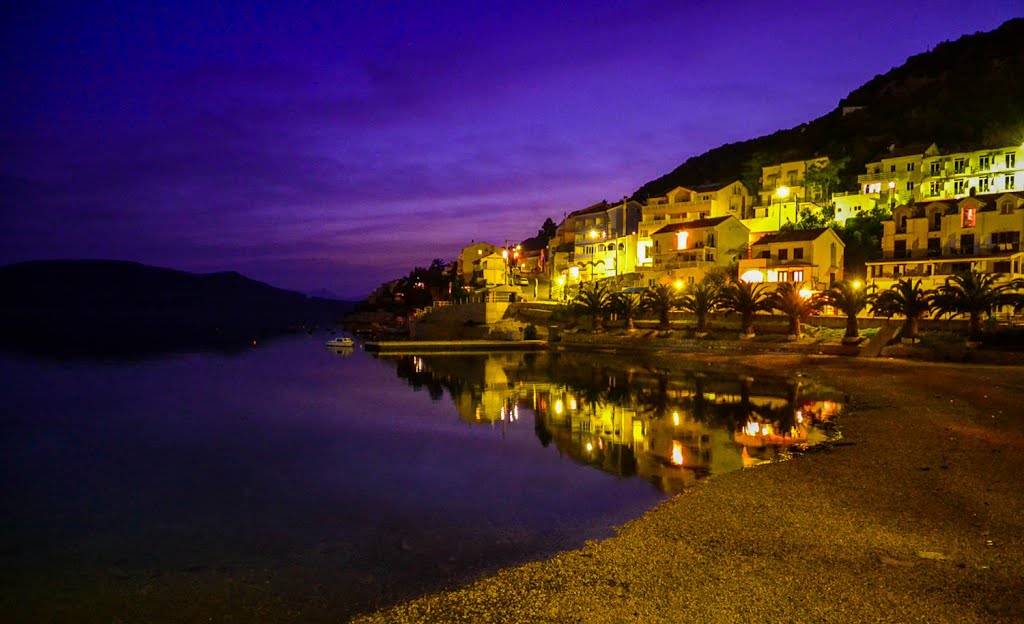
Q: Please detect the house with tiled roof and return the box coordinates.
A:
[866,192,1024,289]
[738,227,844,289]
[638,182,751,270]
[646,216,749,287]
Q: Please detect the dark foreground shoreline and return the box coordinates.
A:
[354,353,1024,623]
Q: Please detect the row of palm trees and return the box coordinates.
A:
[570,270,1024,342]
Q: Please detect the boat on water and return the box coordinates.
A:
[325,336,354,348]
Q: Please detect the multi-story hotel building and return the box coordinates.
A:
[738,227,845,289]
[647,216,750,287]
[855,143,1023,205]
[866,191,1024,289]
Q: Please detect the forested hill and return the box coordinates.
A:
[0,259,355,355]
[633,18,1024,200]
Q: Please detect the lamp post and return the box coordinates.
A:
[888,180,897,208]
[776,185,790,230]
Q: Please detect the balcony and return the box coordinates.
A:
[858,172,887,183]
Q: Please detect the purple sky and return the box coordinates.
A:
[2,1,1020,298]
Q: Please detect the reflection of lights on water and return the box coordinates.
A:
[475,406,480,421]
[745,421,759,436]
[671,441,684,466]
[597,438,604,450]
[554,400,564,415]
[412,356,424,373]
[500,405,506,421]
[512,405,519,422]
[672,411,679,426]
[569,398,577,410]
[586,442,594,452]
[796,410,803,423]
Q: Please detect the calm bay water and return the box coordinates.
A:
[0,336,841,622]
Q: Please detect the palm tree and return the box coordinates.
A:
[770,282,822,338]
[930,270,1023,340]
[678,280,722,333]
[720,279,773,337]
[572,281,613,332]
[869,278,933,341]
[819,280,869,343]
[610,291,640,331]
[641,283,680,330]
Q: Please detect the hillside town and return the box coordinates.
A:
[362,141,1024,337]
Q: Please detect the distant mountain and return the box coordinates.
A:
[0,259,357,356]
[633,18,1024,199]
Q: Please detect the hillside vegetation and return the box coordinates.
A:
[633,18,1024,200]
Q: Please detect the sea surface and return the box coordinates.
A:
[0,335,842,622]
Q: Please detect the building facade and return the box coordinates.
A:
[866,192,1024,289]
[738,227,845,289]
[647,216,750,286]
[759,157,829,206]
[638,182,751,269]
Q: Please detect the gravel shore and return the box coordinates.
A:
[354,354,1024,623]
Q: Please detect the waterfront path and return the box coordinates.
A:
[355,354,1024,623]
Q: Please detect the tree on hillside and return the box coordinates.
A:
[929,270,1024,340]
[770,282,822,338]
[869,278,932,341]
[839,204,890,274]
[720,280,773,337]
[804,158,848,201]
[641,284,680,331]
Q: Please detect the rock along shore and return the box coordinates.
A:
[354,352,1024,623]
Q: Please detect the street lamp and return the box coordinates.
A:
[888,180,897,208]
[556,275,566,302]
[776,185,790,230]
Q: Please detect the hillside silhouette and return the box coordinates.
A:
[0,260,354,356]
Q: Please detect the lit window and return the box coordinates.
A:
[793,270,804,282]
[962,207,976,228]
[675,231,689,250]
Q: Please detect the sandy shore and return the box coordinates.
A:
[354,353,1024,623]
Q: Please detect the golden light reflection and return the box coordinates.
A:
[671,441,684,466]
[586,442,594,452]
[740,269,764,283]
[672,411,679,426]
[554,399,564,415]
[569,398,577,410]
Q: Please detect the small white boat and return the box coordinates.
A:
[325,336,354,348]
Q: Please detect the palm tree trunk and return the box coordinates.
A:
[659,310,670,330]
[969,312,983,340]
[845,315,859,339]
[742,311,754,336]
[905,316,919,340]
[696,312,707,332]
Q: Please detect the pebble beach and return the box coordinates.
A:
[354,353,1024,623]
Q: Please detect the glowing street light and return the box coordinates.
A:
[852,279,862,289]
[776,185,791,229]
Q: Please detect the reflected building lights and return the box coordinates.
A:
[388,353,844,493]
